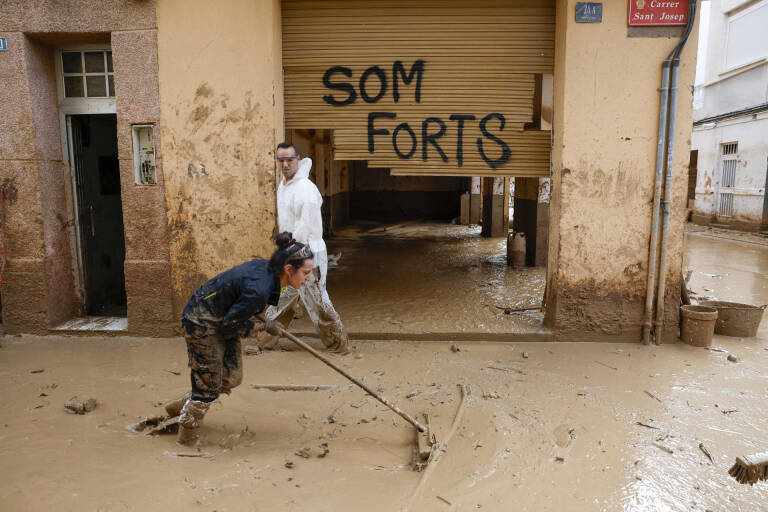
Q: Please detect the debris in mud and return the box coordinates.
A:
[554,456,565,463]
[699,443,714,463]
[594,360,617,370]
[318,443,329,458]
[450,344,461,353]
[727,354,739,363]
[522,352,529,359]
[482,392,500,399]
[284,460,295,469]
[636,421,660,430]
[437,495,452,505]
[644,390,663,403]
[323,415,336,424]
[64,396,97,415]
[30,369,44,374]
[131,414,180,435]
[721,408,738,415]
[244,346,262,356]
[653,442,674,454]
[295,447,311,459]
[406,390,419,399]
[162,368,181,375]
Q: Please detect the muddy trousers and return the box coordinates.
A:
[261,268,349,353]
[185,333,243,402]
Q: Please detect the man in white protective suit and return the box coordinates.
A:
[259,141,350,354]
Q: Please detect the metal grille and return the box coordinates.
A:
[282,0,555,177]
[718,142,738,217]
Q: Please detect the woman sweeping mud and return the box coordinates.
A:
[167,232,314,446]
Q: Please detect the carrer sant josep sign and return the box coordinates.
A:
[321,60,511,169]
[629,0,688,26]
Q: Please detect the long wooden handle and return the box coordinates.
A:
[276,327,425,432]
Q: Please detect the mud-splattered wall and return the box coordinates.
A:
[545,0,698,342]
[157,0,284,316]
[0,0,170,334]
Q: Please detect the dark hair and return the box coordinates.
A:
[276,141,298,155]
[268,231,314,275]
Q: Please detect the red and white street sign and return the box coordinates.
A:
[628,0,688,26]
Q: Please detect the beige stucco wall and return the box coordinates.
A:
[156,0,283,316]
[546,0,699,342]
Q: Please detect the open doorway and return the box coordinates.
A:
[67,114,127,316]
[283,130,548,339]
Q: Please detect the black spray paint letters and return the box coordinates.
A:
[322,60,425,106]
[323,59,511,167]
[368,112,511,167]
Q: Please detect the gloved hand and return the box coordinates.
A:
[264,319,284,336]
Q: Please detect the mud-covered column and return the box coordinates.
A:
[481,177,508,238]
[470,177,482,224]
[513,177,538,266]
[536,177,550,267]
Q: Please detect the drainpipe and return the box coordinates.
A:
[646,0,698,344]
[641,60,671,345]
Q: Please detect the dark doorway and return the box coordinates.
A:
[67,114,127,316]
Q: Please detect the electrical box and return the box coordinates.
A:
[132,125,157,185]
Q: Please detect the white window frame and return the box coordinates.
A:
[722,0,768,74]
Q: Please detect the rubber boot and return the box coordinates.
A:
[176,399,210,446]
[163,392,191,418]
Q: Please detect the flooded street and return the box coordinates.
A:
[293,222,547,339]
[1,224,768,511]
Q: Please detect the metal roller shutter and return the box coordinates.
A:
[282,0,554,177]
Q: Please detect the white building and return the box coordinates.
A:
[691,0,768,231]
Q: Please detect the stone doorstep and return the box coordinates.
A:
[51,316,128,334]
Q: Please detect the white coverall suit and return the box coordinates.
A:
[262,157,349,353]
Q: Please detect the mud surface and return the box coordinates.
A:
[1,225,768,510]
[294,222,547,337]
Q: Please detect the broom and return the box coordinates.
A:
[728,453,768,485]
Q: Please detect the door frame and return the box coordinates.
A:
[55,45,117,304]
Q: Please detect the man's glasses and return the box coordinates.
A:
[276,156,298,162]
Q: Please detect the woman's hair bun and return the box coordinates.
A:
[275,232,295,251]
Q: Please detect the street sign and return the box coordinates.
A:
[0,38,7,51]
[629,0,688,26]
[576,2,603,23]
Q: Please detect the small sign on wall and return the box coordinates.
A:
[0,37,8,51]
[629,0,688,26]
[576,2,603,23]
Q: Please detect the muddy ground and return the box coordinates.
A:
[292,222,547,338]
[1,225,767,511]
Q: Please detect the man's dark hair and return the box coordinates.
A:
[276,141,298,155]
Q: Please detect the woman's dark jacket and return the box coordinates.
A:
[181,259,281,339]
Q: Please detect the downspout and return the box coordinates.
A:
[651,0,698,343]
[641,60,671,345]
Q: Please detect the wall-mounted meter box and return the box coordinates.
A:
[132,125,157,185]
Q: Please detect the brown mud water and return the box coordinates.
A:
[680,305,718,347]
[699,301,767,338]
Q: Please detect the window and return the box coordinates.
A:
[718,142,738,217]
[724,1,768,70]
[61,50,114,98]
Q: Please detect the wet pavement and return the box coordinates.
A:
[0,224,767,511]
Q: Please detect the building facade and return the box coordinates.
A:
[691,0,768,231]
[0,0,698,342]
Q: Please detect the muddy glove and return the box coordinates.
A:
[264,319,284,336]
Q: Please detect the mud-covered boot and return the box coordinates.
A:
[163,392,191,418]
[176,399,210,446]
